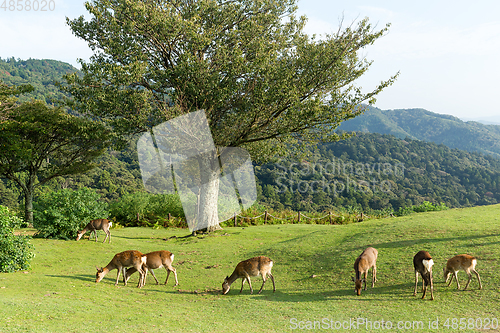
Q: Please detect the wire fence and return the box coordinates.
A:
[218,210,369,227]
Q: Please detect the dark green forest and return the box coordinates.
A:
[2,58,500,217]
[0,57,77,105]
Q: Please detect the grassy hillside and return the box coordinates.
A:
[1,205,500,332]
[338,106,500,158]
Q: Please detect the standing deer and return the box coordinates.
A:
[76,219,112,243]
[351,247,378,296]
[222,256,275,295]
[124,250,179,288]
[443,254,482,290]
[95,250,147,287]
[413,250,434,300]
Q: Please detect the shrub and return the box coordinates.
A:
[33,188,108,240]
[109,192,184,227]
[0,205,34,272]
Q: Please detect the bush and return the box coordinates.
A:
[0,205,34,272]
[395,201,449,217]
[33,188,108,240]
[109,192,185,227]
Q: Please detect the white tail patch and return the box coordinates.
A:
[109,222,113,228]
[422,259,434,272]
[170,253,175,261]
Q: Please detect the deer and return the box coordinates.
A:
[351,247,378,296]
[76,219,112,243]
[222,256,275,295]
[95,250,147,287]
[443,254,482,290]
[413,250,434,300]
[124,250,179,288]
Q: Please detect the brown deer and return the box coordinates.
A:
[95,250,147,287]
[351,247,378,296]
[413,250,434,300]
[222,256,275,295]
[124,250,179,288]
[443,254,482,290]
[76,219,112,243]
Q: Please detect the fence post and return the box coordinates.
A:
[234,212,237,227]
[329,211,332,224]
[264,210,268,224]
[297,211,301,224]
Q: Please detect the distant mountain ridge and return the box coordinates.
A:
[338,106,500,159]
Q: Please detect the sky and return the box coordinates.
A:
[1,0,500,122]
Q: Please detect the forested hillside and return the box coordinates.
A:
[338,106,500,158]
[0,57,78,104]
[2,131,499,214]
[2,58,500,215]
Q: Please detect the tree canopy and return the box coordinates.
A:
[65,0,398,159]
[0,83,113,223]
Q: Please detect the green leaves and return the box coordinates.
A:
[0,205,34,273]
[33,188,108,240]
[65,0,398,162]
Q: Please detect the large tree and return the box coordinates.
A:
[64,0,398,231]
[0,83,113,224]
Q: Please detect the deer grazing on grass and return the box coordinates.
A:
[222,256,275,295]
[443,254,482,290]
[95,250,147,287]
[124,250,179,288]
[351,247,378,296]
[76,219,112,243]
[413,250,434,300]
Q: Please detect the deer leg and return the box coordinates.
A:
[268,273,276,292]
[454,272,461,290]
[472,269,482,290]
[170,267,179,286]
[258,276,267,294]
[429,271,434,300]
[363,272,368,290]
[115,268,122,286]
[149,269,160,285]
[372,266,377,287]
[447,273,454,287]
[413,270,418,296]
[463,272,472,290]
[240,278,246,293]
[102,231,109,243]
[247,277,254,294]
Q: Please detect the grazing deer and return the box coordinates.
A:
[351,247,378,296]
[443,254,482,290]
[222,256,275,295]
[124,250,179,288]
[413,250,434,300]
[76,219,112,243]
[95,250,147,287]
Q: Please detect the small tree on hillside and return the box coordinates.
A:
[0,83,114,224]
[64,0,398,231]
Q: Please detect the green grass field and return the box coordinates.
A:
[1,204,500,332]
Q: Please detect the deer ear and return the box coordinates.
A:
[351,277,355,282]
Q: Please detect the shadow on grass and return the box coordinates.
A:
[371,233,500,250]
[46,274,95,282]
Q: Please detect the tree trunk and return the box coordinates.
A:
[195,151,221,232]
[24,180,35,226]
